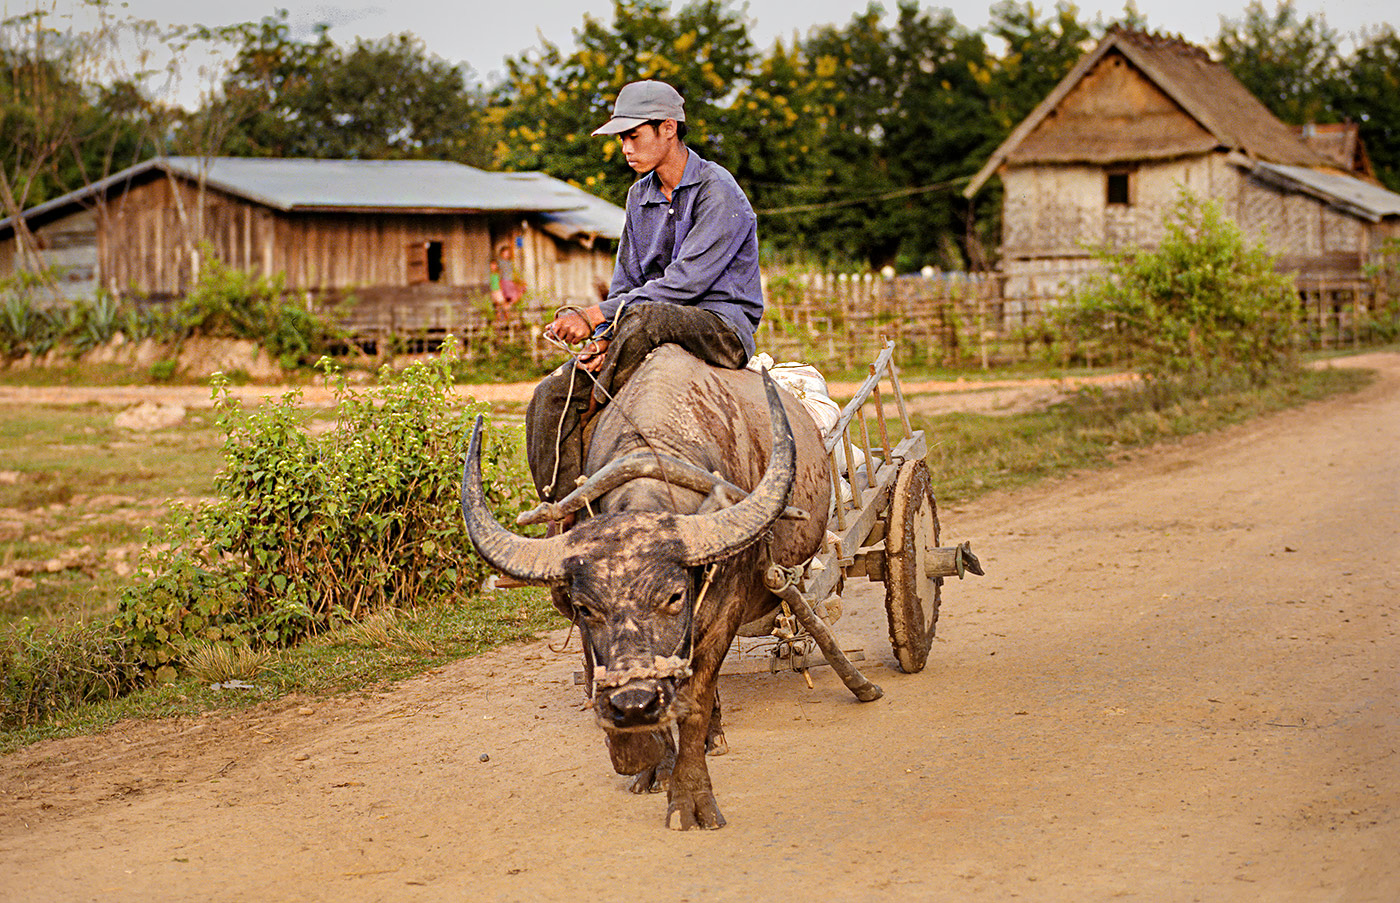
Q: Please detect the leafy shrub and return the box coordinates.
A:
[1058,191,1301,389]
[0,251,342,367]
[175,253,343,367]
[116,339,534,678]
[60,292,124,354]
[0,619,142,729]
[0,273,61,359]
[1363,237,1400,343]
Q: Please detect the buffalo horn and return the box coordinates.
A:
[673,369,797,566]
[461,416,571,584]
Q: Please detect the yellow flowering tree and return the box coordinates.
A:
[490,0,756,206]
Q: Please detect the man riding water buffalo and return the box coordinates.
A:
[466,81,832,829]
[526,79,763,506]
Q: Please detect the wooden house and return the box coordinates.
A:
[0,157,624,340]
[965,29,1400,308]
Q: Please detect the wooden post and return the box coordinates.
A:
[842,426,860,497]
[858,410,876,490]
[871,365,891,464]
[888,358,913,439]
[829,450,846,532]
[978,282,989,371]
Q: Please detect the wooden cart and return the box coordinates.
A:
[526,340,983,698]
[736,340,982,701]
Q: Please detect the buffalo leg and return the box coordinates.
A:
[666,581,764,828]
[666,670,726,830]
[706,688,728,756]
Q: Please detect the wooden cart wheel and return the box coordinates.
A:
[884,458,942,674]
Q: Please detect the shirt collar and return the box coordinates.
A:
[637,147,706,205]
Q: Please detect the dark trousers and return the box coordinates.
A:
[526,303,749,502]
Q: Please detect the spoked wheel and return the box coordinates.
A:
[884,458,942,674]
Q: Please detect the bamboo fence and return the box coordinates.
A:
[378,265,1398,372]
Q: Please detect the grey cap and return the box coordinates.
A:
[591,80,686,136]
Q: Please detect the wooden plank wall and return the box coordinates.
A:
[273,213,492,289]
[98,175,504,297]
[0,209,99,302]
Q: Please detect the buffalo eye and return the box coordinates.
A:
[658,591,685,616]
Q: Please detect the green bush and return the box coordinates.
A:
[0,252,342,367]
[116,339,534,678]
[0,270,175,360]
[60,292,123,354]
[0,272,61,359]
[175,253,343,367]
[0,619,143,729]
[1363,237,1400,343]
[1058,191,1301,389]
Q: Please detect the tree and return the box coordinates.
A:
[191,13,494,165]
[1333,26,1400,191]
[1215,0,1342,126]
[712,38,835,260]
[777,0,1082,270]
[878,3,995,270]
[984,0,1095,134]
[490,0,756,206]
[759,1,997,269]
[1,3,166,280]
[780,4,904,266]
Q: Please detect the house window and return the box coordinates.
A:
[1106,170,1132,206]
[407,240,445,284]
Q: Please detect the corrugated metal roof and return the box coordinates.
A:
[1245,161,1400,222]
[503,173,626,241]
[2,157,623,236]
[0,162,156,234]
[160,156,584,212]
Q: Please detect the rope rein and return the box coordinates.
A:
[540,302,686,512]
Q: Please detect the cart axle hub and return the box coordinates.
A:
[849,540,984,582]
[926,541,984,579]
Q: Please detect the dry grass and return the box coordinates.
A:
[335,610,437,655]
[182,642,275,685]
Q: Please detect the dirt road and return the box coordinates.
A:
[0,369,1134,415]
[2,355,1396,902]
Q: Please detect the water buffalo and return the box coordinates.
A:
[461,345,831,829]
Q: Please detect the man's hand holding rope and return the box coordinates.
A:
[545,304,610,372]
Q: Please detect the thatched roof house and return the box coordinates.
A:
[1294,122,1379,183]
[0,157,624,339]
[965,29,1400,304]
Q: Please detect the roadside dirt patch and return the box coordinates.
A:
[0,369,1134,413]
[1,355,1396,902]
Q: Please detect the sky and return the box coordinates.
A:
[15,0,1395,100]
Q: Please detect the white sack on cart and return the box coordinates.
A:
[748,353,861,505]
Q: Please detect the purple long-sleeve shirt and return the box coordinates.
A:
[597,148,763,358]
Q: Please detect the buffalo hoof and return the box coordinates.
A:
[628,760,671,794]
[705,729,728,756]
[666,789,726,830]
